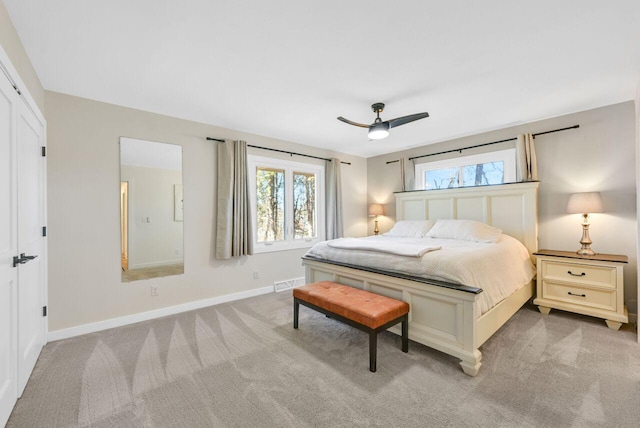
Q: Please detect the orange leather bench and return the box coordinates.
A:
[293,281,409,372]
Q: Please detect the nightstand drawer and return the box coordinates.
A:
[541,260,616,289]
[541,281,616,311]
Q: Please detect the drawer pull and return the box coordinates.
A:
[567,292,586,297]
[567,271,586,277]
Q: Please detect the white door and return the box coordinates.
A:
[0,69,18,427]
[16,99,46,395]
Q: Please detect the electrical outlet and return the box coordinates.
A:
[151,285,159,297]
[175,249,180,255]
[253,270,259,279]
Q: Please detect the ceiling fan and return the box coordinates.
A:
[337,102,429,140]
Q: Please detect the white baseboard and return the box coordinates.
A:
[47,286,274,342]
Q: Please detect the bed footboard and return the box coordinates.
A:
[303,258,485,376]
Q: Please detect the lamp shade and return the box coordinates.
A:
[368,203,384,216]
[566,192,604,214]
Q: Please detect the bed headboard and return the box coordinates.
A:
[395,182,539,254]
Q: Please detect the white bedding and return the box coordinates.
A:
[305,234,536,315]
[327,237,441,257]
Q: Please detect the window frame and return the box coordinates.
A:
[414,148,516,190]
[247,155,325,253]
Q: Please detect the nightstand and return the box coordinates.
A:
[533,250,628,330]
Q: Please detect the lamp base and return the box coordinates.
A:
[577,215,596,256]
[576,247,596,256]
[374,219,379,235]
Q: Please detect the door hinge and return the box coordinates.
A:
[42,306,47,317]
[42,226,47,237]
[41,146,46,157]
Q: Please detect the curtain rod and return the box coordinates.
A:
[406,124,579,162]
[206,137,351,165]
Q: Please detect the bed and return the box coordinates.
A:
[302,182,539,376]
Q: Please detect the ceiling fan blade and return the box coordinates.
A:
[337,116,369,128]
[387,112,430,129]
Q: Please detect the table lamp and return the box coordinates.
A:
[566,192,604,256]
[368,204,384,235]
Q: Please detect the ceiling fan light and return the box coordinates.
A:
[368,122,390,140]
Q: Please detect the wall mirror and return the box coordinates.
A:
[120,137,184,282]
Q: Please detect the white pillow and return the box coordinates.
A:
[384,220,436,238]
[425,219,502,243]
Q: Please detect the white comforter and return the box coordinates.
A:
[327,237,441,257]
[305,234,535,315]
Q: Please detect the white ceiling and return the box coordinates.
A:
[5,0,640,157]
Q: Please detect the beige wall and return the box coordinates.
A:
[46,91,368,332]
[368,102,638,315]
[0,0,44,112]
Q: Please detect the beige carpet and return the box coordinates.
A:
[7,291,640,427]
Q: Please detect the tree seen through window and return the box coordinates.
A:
[255,167,317,242]
[293,172,316,239]
[256,167,284,242]
[425,161,504,189]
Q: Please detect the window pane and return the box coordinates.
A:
[256,167,285,242]
[424,167,460,189]
[462,161,504,186]
[293,171,316,239]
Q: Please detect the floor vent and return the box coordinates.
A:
[274,277,305,293]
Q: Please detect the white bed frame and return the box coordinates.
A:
[303,182,539,376]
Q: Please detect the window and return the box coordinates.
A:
[248,155,325,253]
[415,149,516,190]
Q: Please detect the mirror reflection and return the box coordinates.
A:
[120,137,184,282]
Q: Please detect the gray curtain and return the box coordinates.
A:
[215,140,253,259]
[325,158,343,239]
[400,158,415,191]
[516,133,538,182]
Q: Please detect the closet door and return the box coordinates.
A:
[0,69,18,427]
[16,100,45,395]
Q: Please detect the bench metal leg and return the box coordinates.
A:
[293,299,299,329]
[369,331,377,372]
[401,314,408,353]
